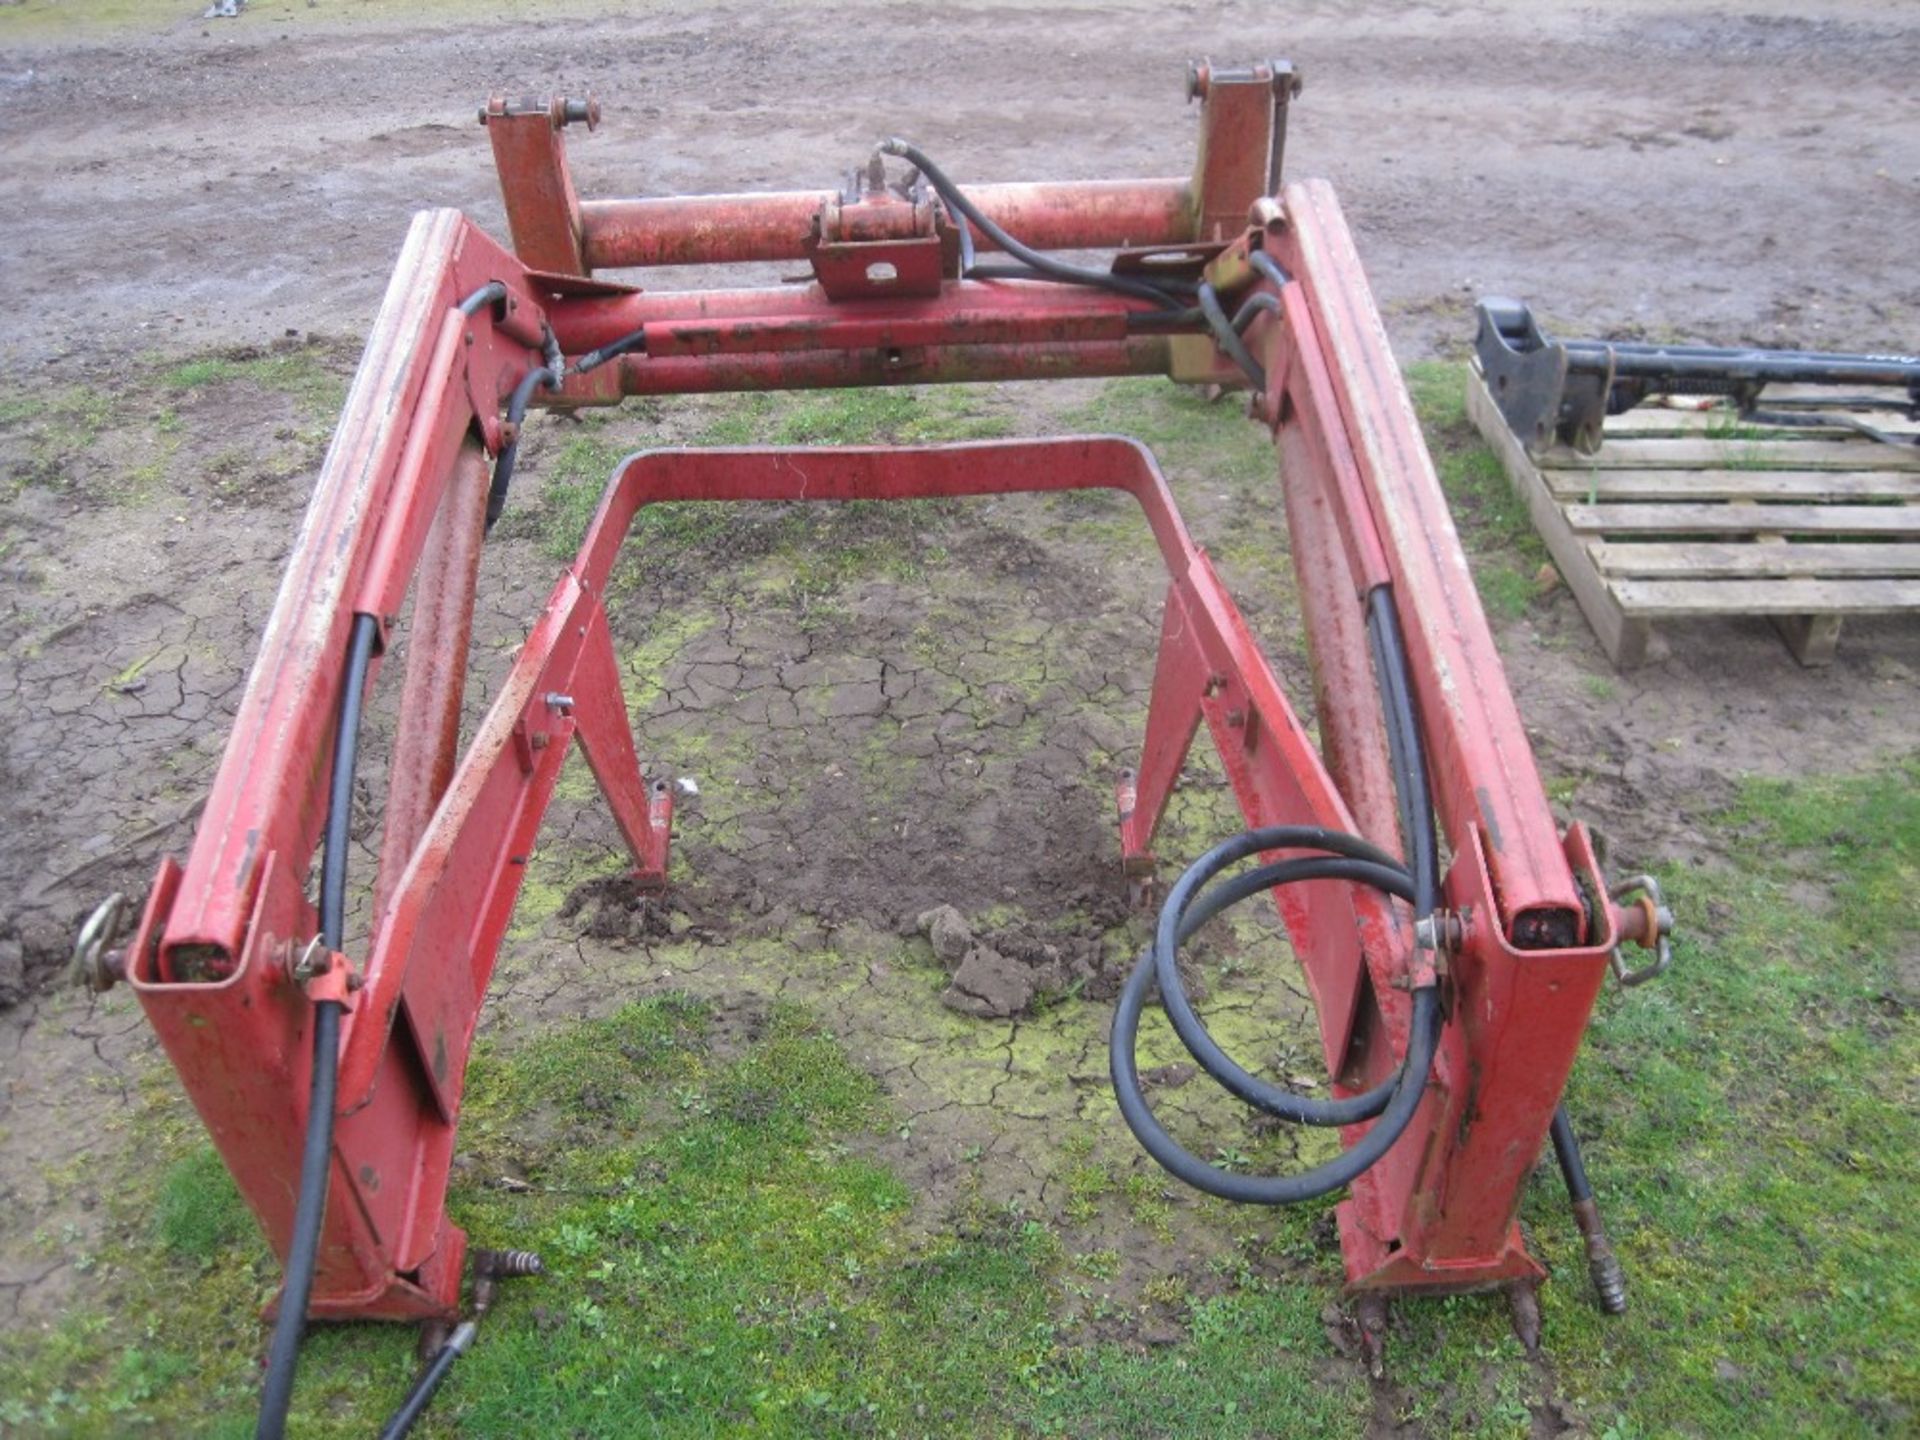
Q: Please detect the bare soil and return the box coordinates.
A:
[1,0,1916,1415]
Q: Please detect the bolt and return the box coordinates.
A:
[544,692,575,714]
[288,935,328,983]
[1269,59,1304,97]
[1352,1292,1389,1379]
[1414,912,1464,954]
[1248,196,1285,231]
[1185,59,1209,102]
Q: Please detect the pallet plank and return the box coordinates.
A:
[1603,409,1920,440]
[1465,367,1649,664]
[1545,468,1920,502]
[1760,383,1912,407]
[1563,503,1920,537]
[1587,541,1920,579]
[1539,436,1920,472]
[1609,577,1920,616]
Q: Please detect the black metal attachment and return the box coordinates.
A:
[1475,296,1920,455]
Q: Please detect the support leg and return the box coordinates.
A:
[1774,612,1842,666]
[1118,582,1209,876]
[570,602,672,887]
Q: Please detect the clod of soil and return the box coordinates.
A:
[917,904,1107,1019]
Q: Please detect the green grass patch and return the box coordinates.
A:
[0,384,115,496]
[153,1148,250,1264]
[500,386,1009,563]
[1062,377,1274,484]
[1505,754,1920,1439]
[1406,360,1548,620]
[161,344,345,414]
[5,753,1913,1435]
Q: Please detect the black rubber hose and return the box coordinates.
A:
[1150,828,1410,1124]
[877,139,1189,309]
[1232,292,1282,333]
[456,281,507,318]
[315,614,378,947]
[485,365,560,531]
[1549,1104,1592,1204]
[1132,292,1281,335]
[573,327,646,374]
[1115,882,1440,1207]
[1364,588,1441,916]
[1197,281,1267,391]
[1247,249,1293,291]
[255,612,378,1440]
[377,1321,477,1440]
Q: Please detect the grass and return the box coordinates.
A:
[0,339,343,504]
[499,386,1012,576]
[161,344,347,416]
[4,756,1913,1436]
[1061,377,1275,485]
[1405,361,1550,621]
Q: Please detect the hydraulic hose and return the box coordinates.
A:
[485,364,560,531]
[1550,1102,1630,1313]
[1364,587,1440,915]
[1111,576,1445,1206]
[456,281,508,318]
[877,139,1190,310]
[1247,249,1292,291]
[1150,828,1409,1124]
[1113,864,1440,1205]
[574,327,646,374]
[1549,1104,1592,1204]
[377,1321,478,1440]
[255,612,378,1440]
[1197,281,1266,392]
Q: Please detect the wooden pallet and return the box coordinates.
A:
[1467,366,1920,666]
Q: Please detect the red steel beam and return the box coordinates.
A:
[613,337,1171,396]
[373,437,490,927]
[1269,181,1585,948]
[578,178,1195,270]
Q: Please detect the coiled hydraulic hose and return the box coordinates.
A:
[255,612,378,1440]
[1112,847,1442,1204]
[1111,586,1443,1204]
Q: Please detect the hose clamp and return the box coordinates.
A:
[1607,874,1673,987]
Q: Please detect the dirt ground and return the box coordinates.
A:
[1,0,1917,1429]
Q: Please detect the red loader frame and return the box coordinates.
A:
[112,63,1662,1334]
